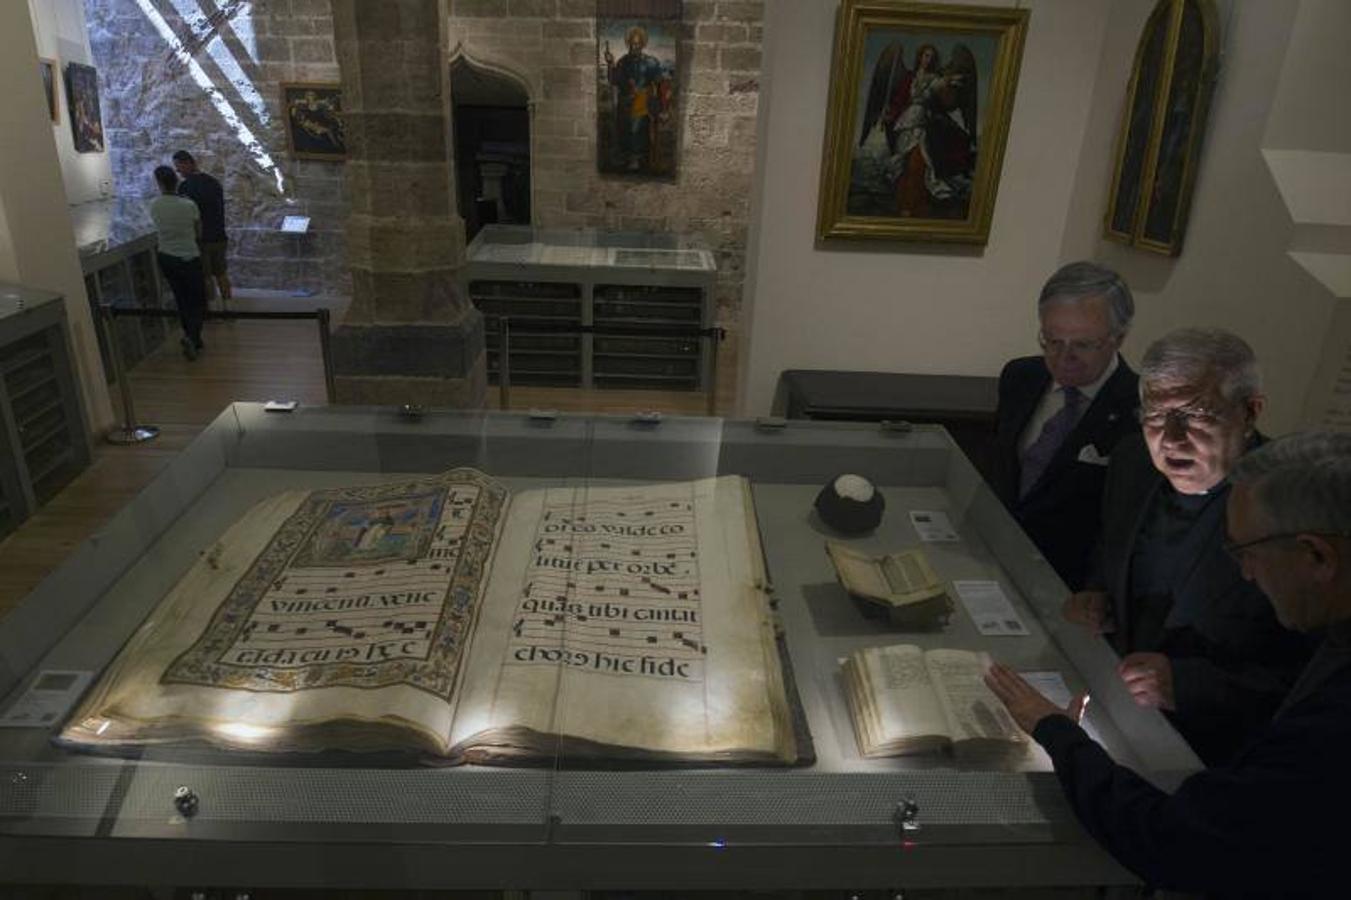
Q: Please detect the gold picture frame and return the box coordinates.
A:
[1103,0,1218,256]
[39,57,59,123]
[280,82,346,161]
[816,0,1028,245]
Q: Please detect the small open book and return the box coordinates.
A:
[825,541,953,627]
[842,643,1025,761]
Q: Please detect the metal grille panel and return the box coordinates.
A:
[549,771,1071,827]
[0,762,122,827]
[114,766,552,825]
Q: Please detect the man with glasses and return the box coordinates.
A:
[985,431,1351,893]
[993,262,1141,590]
[1064,328,1309,763]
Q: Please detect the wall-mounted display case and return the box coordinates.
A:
[0,405,1198,892]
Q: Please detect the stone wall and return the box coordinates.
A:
[447,0,764,323]
[85,0,349,297]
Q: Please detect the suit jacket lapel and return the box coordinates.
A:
[1041,356,1133,478]
[1164,502,1227,629]
[1011,364,1051,447]
[1114,462,1164,649]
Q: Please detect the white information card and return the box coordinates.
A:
[0,670,93,729]
[953,580,1029,636]
[909,509,959,542]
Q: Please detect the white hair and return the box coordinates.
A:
[1231,431,1351,536]
[1139,327,1262,404]
[1037,261,1135,335]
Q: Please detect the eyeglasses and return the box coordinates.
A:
[1137,404,1225,432]
[1038,332,1116,356]
[1221,532,1302,561]
[1223,531,1351,562]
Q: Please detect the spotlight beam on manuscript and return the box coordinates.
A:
[134,0,284,194]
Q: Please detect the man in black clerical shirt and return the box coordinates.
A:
[986,430,1351,896]
[992,262,1140,591]
[172,150,230,311]
[1063,328,1309,764]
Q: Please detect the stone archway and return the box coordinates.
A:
[448,50,533,241]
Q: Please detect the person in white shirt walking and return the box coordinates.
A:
[148,165,206,359]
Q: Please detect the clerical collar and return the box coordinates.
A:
[1052,353,1118,403]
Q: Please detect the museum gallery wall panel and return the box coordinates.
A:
[742,0,1114,414]
[1056,0,1341,436]
[742,0,1346,435]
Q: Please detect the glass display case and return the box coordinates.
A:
[465,225,717,391]
[0,405,1200,892]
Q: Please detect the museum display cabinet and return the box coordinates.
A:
[0,405,1201,893]
[71,198,171,378]
[465,225,717,391]
[0,284,91,542]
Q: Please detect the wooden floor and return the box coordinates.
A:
[0,292,739,620]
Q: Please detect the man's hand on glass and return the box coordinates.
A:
[1062,589,1115,635]
[1118,652,1176,711]
[984,662,1089,734]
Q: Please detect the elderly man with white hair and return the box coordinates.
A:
[987,430,1351,894]
[1062,328,1309,764]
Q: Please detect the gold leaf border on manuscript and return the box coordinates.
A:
[162,469,508,700]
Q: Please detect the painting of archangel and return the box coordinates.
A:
[851,35,988,220]
[816,1,1028,244]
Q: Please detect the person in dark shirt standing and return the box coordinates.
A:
[172,150,230,311]
[985,430,1351,896]
[1064,328,1310,764]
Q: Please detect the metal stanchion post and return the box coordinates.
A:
[499,316,511,411]
[705,327,723,417]
[101,305,160,445]
[316,308,336,404]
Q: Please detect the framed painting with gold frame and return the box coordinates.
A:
[280,82,346,161]
[816,0,1028,245]
[39,58,59,123]
[1103,0,1218,256]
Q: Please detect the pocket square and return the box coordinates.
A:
[1076,444,1111,466]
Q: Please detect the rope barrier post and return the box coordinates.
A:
[705,326,723,418]
[499,316,511,411]
[316,307,336,404]
[101,305,159,445]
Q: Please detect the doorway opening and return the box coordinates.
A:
[449,57,531,242]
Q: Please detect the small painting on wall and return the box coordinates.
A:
[596,0,681,178]
[64,62,104,153]
[39,58,58,123]
[281,82,346,161]
[816,0,1029,244]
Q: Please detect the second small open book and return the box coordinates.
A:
[842,643,1025,761]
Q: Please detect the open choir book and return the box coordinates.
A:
[842,643,1026,761]
[59,469,812,766]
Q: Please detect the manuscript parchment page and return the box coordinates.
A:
[448,475,797,763]
[62,471,507,754]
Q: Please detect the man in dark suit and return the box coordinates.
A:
[1064,328,1309,764]
[993,262,1141,590]
[986,431,1351,895]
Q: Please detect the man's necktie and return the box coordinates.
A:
[1019,386,1084,498]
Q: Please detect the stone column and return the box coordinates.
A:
[330,0,485,407]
